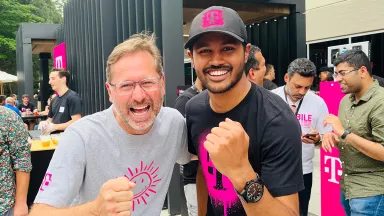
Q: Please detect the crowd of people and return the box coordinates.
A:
[1,5,383,216]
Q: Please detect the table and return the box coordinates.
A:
[22,114,48,121]
[27,139,57,206]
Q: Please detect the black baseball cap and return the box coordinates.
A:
[184,6,248,49]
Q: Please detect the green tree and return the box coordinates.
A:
[0,0,43,74]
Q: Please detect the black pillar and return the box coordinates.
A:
[161,0,185,215]
[39,53,51,110]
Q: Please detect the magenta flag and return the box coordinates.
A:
[53,42,67,69]
[319,81,346,216]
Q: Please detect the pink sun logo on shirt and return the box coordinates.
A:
[124,161,162,211]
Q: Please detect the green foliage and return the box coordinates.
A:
[0,0,65,95]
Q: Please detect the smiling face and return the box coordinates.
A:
[334,62,362,94]
[188,32,249,94]
[106,51,165,134]
[49,71,66,91]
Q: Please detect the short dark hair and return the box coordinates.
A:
[245,45,261,76]
[52,68,71,86]
[0,95,5,103]
[22,94,30,99]
[333,50,372,75]
[319,66,332,73]
[287,58,317,78]
[265,64,274,75]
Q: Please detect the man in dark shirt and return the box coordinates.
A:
[175,77,203,216]
[18,94,37,130]
[263,64,278,90]
[184,6,304,216]
[39,68,82,134]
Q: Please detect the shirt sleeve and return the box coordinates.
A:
[260,111,304,197]
[34,128,86,207]
[48,102,53,118]
[371,101,384,146]
[68,95,82,117]
[185,103,197,155]
[6,110,32,172]
[316,100,332,134]
[176,118,191,165]
[175,95,190,117]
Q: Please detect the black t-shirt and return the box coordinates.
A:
[18,102,35,112]
[186,83,304,216]
[263,79,278,90]
[175,86,199,186]
[48,89,82,131]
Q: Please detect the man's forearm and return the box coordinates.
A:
[196,165,208,216]
[345,133,384,161]
[30,203,97,216]
[230,166,299,216]
[15,171,30,204]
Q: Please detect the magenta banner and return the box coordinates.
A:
[319,82,346,216]
[53,42,67,69]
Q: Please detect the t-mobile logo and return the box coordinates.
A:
[55,56,63,68]
[324,156,343,184]
[39,173,53,191]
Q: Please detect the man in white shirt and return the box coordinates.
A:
[272,58,332,216]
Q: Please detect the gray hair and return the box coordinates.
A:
[287,58,317,78]
[245,45,262,76]
[333,50,372,75]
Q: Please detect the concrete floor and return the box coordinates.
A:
[161,148,322,216]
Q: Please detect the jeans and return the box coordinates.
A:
[299,173,313,216]
[184,184,198,216]
[341,191,384,216]
[3,207,14,216]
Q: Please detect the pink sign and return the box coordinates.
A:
[53,42,67,69]
[319,82,346,216]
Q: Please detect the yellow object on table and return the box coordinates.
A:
[31,140,57,152]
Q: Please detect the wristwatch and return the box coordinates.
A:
[235,173,264,203]
[341,130,351,140]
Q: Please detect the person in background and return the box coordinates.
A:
[373,75,384,87]
[174,77,204,216]
[272,58,332,216]
[322,50,384,216]
[4,97,21,116]
[263,64,278,90]
[12,94,20,106]
[0,95,6,106]
[319,66,334,82]
[39,68,82,135]
[245,45,267,86]
[0,106,32,216]
[17,94,37,130]
[39,94,57,116]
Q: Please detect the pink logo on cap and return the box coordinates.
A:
[201,10,224,28]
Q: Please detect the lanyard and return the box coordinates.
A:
[284,86,304,116]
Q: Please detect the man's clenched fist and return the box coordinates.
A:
[94,177,136,216]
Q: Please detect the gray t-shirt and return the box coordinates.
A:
[34,106,190,216]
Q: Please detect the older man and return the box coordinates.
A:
[4,97,21,116]
[30,33,191,216]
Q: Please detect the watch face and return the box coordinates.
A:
[246,182,263,203]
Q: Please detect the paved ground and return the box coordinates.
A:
[161,148,322,216]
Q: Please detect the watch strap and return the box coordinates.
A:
[341,130,351,139]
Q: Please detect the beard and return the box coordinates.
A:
[113,96,163,132]
[198,62,245,94]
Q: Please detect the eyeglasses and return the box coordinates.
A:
[333,68,359,79]
[109,76,162,96]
